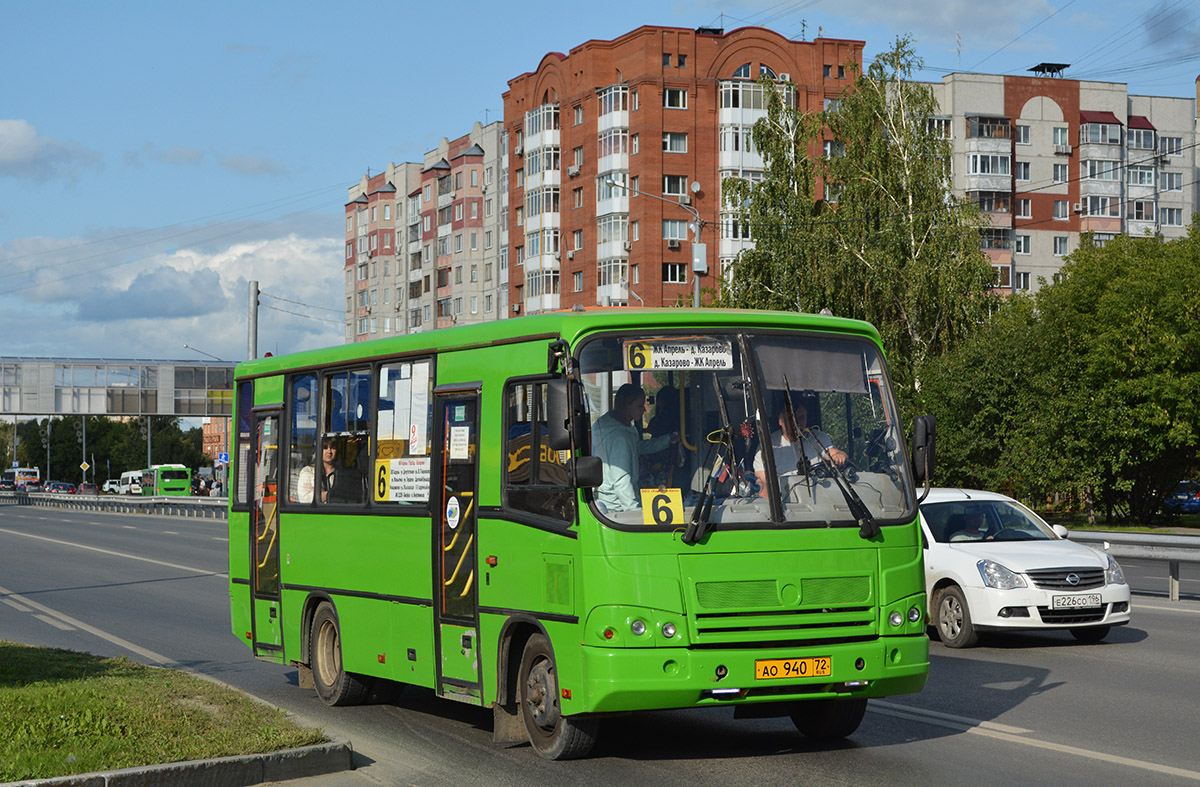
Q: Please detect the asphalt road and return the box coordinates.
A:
[2,503,1198,786]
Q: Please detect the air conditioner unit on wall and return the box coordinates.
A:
[567,164,580,177]
[1073,203,1083,213]
[514,145,524,156]
[623,241,632,251]
[667,239,681,249]
[567,250,575,259]
[778,73,791,82]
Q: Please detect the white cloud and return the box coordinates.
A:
[0,119,102,180]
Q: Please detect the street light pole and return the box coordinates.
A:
[606,178,706,308]
[183,344,225,362]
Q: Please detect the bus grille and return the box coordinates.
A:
[689,576,875,645]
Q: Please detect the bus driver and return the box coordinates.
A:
[593,383,679,513]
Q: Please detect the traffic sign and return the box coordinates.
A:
[218,452,230,465]
[80,461,90,472]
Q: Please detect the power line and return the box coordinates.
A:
[259,290,343,315]
[260,302,343,326]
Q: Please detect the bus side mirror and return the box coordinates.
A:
[574,455,603,489]
[911,415,936,486]
[547,378,571,450]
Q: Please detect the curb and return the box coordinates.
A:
[4,739,353,787]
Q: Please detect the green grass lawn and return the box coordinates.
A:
[0,641,326,782]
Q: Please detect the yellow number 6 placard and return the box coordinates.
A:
[640,488,683,526]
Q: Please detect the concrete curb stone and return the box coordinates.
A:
[2,739,353,787]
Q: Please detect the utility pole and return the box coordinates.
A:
[248,280,259,360]
[605,178,706,308]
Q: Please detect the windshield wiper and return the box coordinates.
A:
[682,374,736,545]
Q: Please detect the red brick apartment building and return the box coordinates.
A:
[503,25,861,312]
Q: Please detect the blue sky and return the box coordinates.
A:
[2,0,1197,363]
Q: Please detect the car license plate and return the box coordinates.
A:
[1052,593,1102,609]
[754,657,831,680]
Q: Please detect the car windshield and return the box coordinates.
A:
[578,331,914,529]
[922,498,1057,543]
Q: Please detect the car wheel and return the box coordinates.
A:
[790,698,868,739]
[935,586,979,648]
[1070,625,1110,643]
[310,602,369,706]
[518,633,598,759]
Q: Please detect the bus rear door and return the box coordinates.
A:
[432,385,482,703]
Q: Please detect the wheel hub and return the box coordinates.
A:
[525,659,559,728]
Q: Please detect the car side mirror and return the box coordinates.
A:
[1052,524,1069,539]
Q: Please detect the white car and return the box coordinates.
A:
[919,488,1131,648]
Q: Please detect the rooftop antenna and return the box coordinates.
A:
[956,33,963,70]
[817,26,823,39]
[800,20,807,41]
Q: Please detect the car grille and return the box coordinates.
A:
[1025,567,1105,591]
[1037,605,1108,624]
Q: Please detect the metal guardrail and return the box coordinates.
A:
[1067,530,1200,601]
[0,490,227,519]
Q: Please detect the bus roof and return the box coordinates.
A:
[234,308,883,380]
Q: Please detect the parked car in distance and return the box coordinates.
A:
[101,479,121,494]
[1163,481,1200,514]
[45,481,76,494]
[0,478,13,491]
[920,488,1131,648]
[78,482,99,496]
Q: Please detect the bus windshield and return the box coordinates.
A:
[578,331,914,529]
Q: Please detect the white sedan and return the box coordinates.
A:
[919,488,1131,648]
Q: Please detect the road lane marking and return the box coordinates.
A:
[1136,603,1200,614]
[34,613,75,631]
[1,598,32,613]
[872,701,1200,781]
[0,527,226,577]
[0,583,177,666]
[163,530,179,535]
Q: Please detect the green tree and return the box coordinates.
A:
[722,36,994,406]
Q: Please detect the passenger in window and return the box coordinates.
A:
[754,393,847,479]
[320,436,365,504]
[593,383,679,513]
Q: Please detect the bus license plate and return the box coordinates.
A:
[754,657,831,680]
[1052,594,1101,609]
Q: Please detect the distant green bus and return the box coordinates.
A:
[140,464,191,496]
[228,309,934,759]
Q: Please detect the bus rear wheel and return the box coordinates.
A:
[518,633,597,760]
[791,698,868,740]
[310,602,368,706]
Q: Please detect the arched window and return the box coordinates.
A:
[731,62,751,79]
[759,64,777,80]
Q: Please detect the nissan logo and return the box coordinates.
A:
[1065,573,1081,586]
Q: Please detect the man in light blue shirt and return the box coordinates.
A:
[594,383,678,513]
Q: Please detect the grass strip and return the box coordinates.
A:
[0,641,326,782]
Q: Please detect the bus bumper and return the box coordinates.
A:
[576,634,928,714]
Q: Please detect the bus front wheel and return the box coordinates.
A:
[310,602,368,706]
[791,698,868,739]
[518,633,597,760]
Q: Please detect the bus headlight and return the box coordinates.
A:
[630,619,646,636]
[888,611,904,627]
[662,622,677,638]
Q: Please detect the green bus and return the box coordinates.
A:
[140,464,192,496]
[228,308,934,759]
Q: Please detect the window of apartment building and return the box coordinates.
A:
[382,234,391,251]
[485,294,493,312]
[516,168,524,187]
[823,64,831,78]
[573,146,583,167]
[574,271,583,292]
[631,133,639,154]
[974,191,1010,213]
[663,132,687,152]
[631,88,638,110]
[824,98,841,112]
[424,185,432,202]
[437,267,450,288]
[437,298,451,317]
[1083,160,1120,180]
[1082,122,1121,145]
[346,216,353,233]
[721,125,755,153]
[1160,136,1182,156]
[516,245,525,264]
[1161,207,1183,226]
[1086,196,1119,217]
[345,243,353,260]
[1128,200,1155,221]
[423,215,431,232]
[1016,198,1031,219]
[485,199,493,217]
[370,206,377,222]
[1127,166,1155,186]
[1053,163,1068,183]
[1162,171,1183,191]
[1053,127,1069,146]
[516,207,524,227]
[454,172,462,190]
[663,53,672,67]
[599,129,627,158]
[630,263,639,284]
[928,117,951,138]
[485,230,493,249]
[1054,200,1069,220]
[968,154,1010,175]
[574,105,583,125]
[437,237,449,256]
[471,233,478,251]
[408,281,422,299]
[424,305,431,321]
[454,298,462,315]
[471,296,478,314]
[423,245,430,262]
[980,229,1010,250]
[678,54,686,68]
[455,265,462,284]
[664,88,687,109]
[485,263,493,281]
[663,263,687,283]
[357,263,367,281]
[573,229,583,249]
[1014,271,1030,291]
[574,187,583,208]
[663,175,687,195]
[1127,128,1155,150]
[471,169,478,187]
[424,275,430,292]
[1015,125,1030,144]
[383,260,390,277]
[1053,236,1068,256]
[454,203,463,221]
[598,84,628,115]
[663,219,688,240]
[967,117,1011,139]
[1015,162,1030,181]
[1015,234,1030,254]
[630,220,639,241]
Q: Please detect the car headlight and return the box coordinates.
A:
[977,559,1027,590]
[1105,554,1127,586]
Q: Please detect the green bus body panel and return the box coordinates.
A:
[228,309,927,722]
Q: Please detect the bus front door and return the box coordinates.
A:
[250,411,284,663]
[432,388,482,703]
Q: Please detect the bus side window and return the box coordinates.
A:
[288,373,319,504]
[503,379,576,524]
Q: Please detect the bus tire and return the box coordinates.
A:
[518,633,597,760]
[790,698,868,739]
[310,602,368,706]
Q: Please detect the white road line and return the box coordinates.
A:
[34,613,75,631]
[0,583,177,666]
[872,701,1200,781]
[122,525,137,529]
[163,530,179,535]
[212,536,229,542]
[0,527,226,577]
[1136,603,1200,614]
[1,597,32,613]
